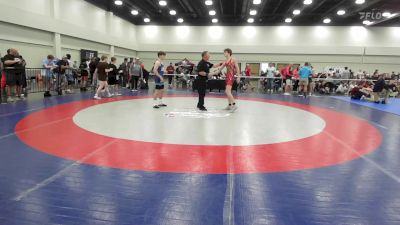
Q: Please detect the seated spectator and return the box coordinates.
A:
[336,82,348,94]
[350,85,369,100]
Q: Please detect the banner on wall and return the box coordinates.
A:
[80,49,98,61]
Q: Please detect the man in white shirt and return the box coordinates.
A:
[265,63,277,93]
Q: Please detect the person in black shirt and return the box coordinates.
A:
[3,48,24,102]
[89,57,99,88]
[79,59,89,91]
[196,51,220,111]
[363,75,390,104]
[108,57,121,96]
[54,56,70,95]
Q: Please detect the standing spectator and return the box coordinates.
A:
[126,58,134,88]
[292,66,300,93]
[341,67,351,91]
[54,56,70,96]
[93,55,113,100]
[281,64,293,95]
[108,57,121,96]
[0,52,4,104]
[43,55,57,97]
[3,48,24,102]
[244,64,255,91]
[89,57,99,88]
[356,69,364,79]
[64,54,74,94]
[265,63,277,93]
[129,57,143,92]
[118,58,129,89]
[17,54,27,98]
[298,62,313,97]
[166,62,175,89]
[79,59,89,91]
[142,67,149,90]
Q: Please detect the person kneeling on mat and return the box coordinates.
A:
[361,74,389,104]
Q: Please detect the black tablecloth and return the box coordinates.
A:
[193,79,238,92]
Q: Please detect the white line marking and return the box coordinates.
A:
[13,140,118,201]
[370,122,388,130]
[223,147,235,225]
[324,131,400,183]
[0,117,71,141]
[0,107,42,118]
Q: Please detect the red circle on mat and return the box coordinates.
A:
[15,95,382,174]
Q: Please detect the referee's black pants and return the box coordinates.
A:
[197,77,207,108]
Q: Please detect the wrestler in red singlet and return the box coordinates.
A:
[223,58,236,86]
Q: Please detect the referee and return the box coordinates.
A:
[196,51,219,111]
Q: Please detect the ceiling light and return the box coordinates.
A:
[205,0,213,6]
[382,12,392,18]
[209,10,216,16]
[253,0,261,5]
[293,9,301,15]
[323,18,331,24]
[247,18,254,23]
[144,18,150,23]
[169,10,176,15]
[159,0,167,6]
[355,0,365,4]
[177,18,184,23]
[114,0,122,6]
[363,20,373,25]
[212,18,218,23]
[285,18,292,23]
[304,0,312,5]
[250,10,257,15]
[337,10,346,15]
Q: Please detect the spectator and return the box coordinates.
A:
[93,55,113,100]
[64,54,74,94]
[298,62,313,97]
[356,69,364,79]
[341,67,350,80]
[292,66,300,92]
[79,59,89,91]
[118,58,129,89]
[126,58,134,88]
[243,64,255,91]
[42,54,57,97]
[3,48,24,102]
[0,52,4,104]
[142,67,149,90]
[129,57,143,91]
[89,57,99,87]
[265,63,277,93]
[108,57,121,96]
[166,62,175,89]
[17,54,27,98]
[350,84,368,100]
[54,56,70,95]
[281,64,293,95]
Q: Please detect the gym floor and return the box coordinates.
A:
[0,90,399,225]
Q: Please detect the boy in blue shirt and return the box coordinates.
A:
[298,62,313,97]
